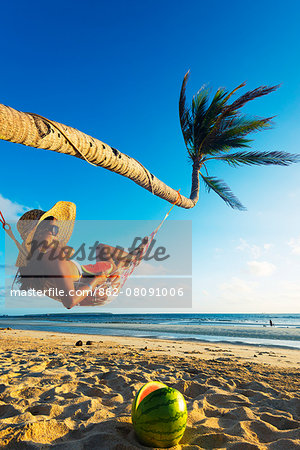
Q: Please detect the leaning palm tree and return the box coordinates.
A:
[0,72,298,209]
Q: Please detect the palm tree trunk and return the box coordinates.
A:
[0,104,200,209]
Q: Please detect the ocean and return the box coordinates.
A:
[0,313,299,349]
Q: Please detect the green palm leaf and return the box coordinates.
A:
[203,137,252,155]
[201,117,274,156]
[200,174,246,210]
[218,116,273,136]
[192,85,211,150]
[226,85,280,114]
[195,88,228,153]
[212,151,300,167]
[198,82,247,147]
[179,71,193,148]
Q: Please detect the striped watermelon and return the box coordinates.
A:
[81,261,114,275]
[131,381,187,448]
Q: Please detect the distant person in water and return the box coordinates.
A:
[270,320,273,327]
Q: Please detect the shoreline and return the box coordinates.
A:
[1,321,300,351]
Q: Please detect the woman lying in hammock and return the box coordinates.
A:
[14,201,148,309]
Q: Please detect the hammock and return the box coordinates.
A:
[0,193,180,307]
[76,205,175,306]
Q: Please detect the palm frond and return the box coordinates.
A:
[197,89,276,157]
[179,71,193,148]
[222,81,246,103]
[195,83,247,155]
[194,88,229,153]
[200,115,276,156]
[226,85,280,113]
[200,174,246,210]
[192,86,212,150]
[200,87,228,127]
[203,137,252,155]
[200,116,274,156]
[192,85,210,117]
[203,82,246,131]
[212,151,300,167]
[218,116,274,135]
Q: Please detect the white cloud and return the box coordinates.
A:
[236,238,261,258]
[287,237,300,255]
[279,280,300,291]
[247,260,276,277]
[0,194,31,222]
[133,262,168,276]
[236,239,273,259]
[214,248,223,253]
[219,277,254,298]
[287,188,300,199]
[263,243,273,251]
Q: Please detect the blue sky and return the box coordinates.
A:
[1,0,300,313]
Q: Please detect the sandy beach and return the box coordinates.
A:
[0,329,299,449]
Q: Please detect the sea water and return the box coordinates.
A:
[0,313,299,349]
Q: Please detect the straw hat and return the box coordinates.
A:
[15,201,76,267]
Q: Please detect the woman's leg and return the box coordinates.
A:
[77,238,149,307]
